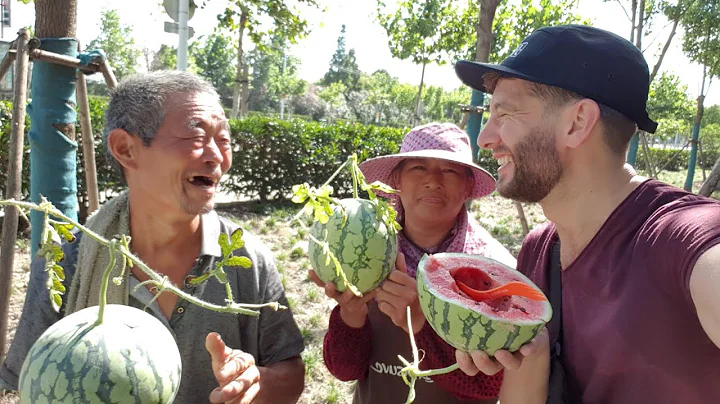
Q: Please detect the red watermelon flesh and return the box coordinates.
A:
[425,254,547,321]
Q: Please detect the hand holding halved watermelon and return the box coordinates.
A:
[455,327,550,377]
[416,253,552,356]
[396,253,553,403]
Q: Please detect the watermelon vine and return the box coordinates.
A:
[398,306,460,403]
[0,197,285,318]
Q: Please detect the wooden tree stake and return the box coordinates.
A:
[0,29,31,361]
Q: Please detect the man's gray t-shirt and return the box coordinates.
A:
[0,210,304,403]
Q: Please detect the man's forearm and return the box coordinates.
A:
[255,357,305,404]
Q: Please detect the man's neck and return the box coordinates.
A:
[540,162,644,267]
[127,194,203,263]
[402,214,457,250]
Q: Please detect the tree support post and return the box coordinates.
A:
[0,29,30,361]
[76,69,99,215]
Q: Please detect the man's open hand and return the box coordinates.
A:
[206,332,260,404]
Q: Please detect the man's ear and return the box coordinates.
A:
[107,129,139,172]
[561,99,601,149]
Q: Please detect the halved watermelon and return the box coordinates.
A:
[416,253,552,356]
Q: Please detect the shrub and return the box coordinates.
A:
[225,116,407,200]
[635,147,690,172]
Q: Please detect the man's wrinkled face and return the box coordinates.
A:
[131,92,232,216]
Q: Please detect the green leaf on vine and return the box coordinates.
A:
[189,272,212,285]
[52,223,76,243]
[51,293,62,313]
[227,256,252,268]
[229,229,245,251]
[218,233,231,257]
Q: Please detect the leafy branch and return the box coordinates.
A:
[289,154,401,296]
[0,197,284,318]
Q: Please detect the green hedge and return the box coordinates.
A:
[635,147,691,172]
[0,100,31,197]
[225,117,408,200]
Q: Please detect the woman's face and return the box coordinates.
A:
[395,158,472,227]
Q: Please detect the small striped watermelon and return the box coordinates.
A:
[308,198,398,294]
[18,304,182,403]
[417,253,552,356]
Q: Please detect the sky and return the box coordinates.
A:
[2,0,717,106]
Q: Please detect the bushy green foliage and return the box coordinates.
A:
[636,147,691,172]
[225,116,407,200]
[0,100,31,197]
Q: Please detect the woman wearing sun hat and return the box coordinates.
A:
[310,122,517,403]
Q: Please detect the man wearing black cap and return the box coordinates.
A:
[452,25,720,403]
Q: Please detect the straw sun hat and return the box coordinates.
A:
[358,122,496,199]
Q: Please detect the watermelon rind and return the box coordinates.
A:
[18,304,182,404]
[308,198,397,294]
[416,252,552,356]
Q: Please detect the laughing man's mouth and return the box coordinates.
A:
[188,176,216,187]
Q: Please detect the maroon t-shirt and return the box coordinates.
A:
[518,180,720,403]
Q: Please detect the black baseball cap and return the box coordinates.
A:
[455,24,658,134]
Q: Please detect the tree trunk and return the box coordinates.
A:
[626,0,643,167]
[241,63,249,116]
[35,0,77,37]
[474,0,529,233]
[629,0,637,43]
[635,0,645,49]
[475,0,501,63]
[28,0,79,258]
[699,155,720,197]
[414,60,427,125]
[685,93,705,191]
[230,7,248,119]
[649,16,679,82]
[466,0,501,158]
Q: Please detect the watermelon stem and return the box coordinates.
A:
[398,306,461,403]
[0,198,285,317]
[351,155,359,199]
[95,238,119,325]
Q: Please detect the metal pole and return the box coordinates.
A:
[0,28,30,361]
[76,70,99,214]
[178,0,189,71]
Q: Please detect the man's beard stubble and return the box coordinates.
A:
[496,126,563,203]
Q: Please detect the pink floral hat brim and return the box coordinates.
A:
[359,149,496,200]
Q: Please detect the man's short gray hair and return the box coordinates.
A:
[104,70,221,181]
